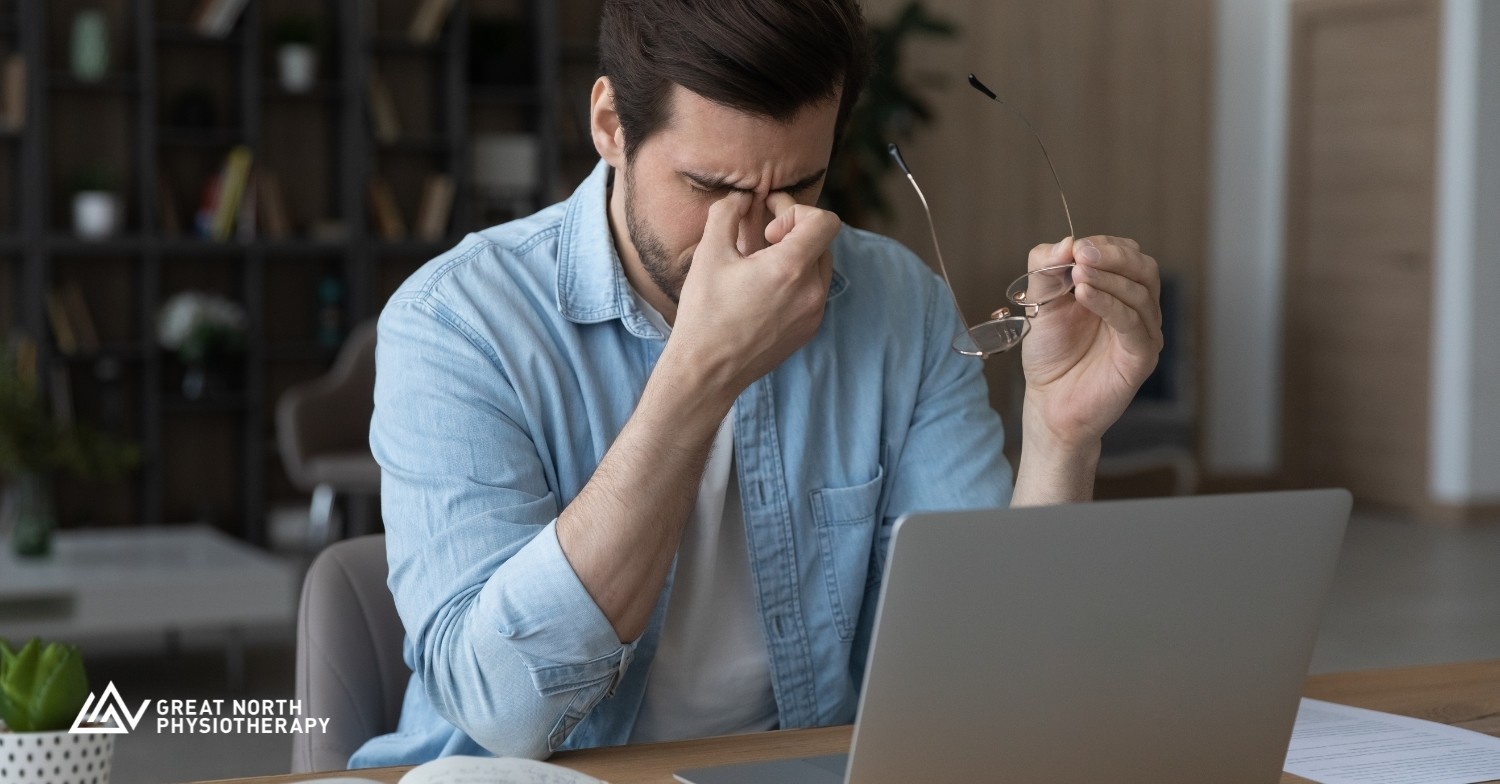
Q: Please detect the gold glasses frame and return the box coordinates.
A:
[889,74,1079,358]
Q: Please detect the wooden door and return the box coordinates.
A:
[1283,0,1439,508]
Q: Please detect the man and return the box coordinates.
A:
[350,0,1162,767]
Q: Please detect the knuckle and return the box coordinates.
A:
[811,209,840,233]
[771,260,800,287]
[805,286,827,312]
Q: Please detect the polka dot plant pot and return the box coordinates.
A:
[0,725,114,784]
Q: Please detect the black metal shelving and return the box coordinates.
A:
[5,0,579,545]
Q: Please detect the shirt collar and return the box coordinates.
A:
[556,160,849,338]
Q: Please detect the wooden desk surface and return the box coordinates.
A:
[208,659,1500,784]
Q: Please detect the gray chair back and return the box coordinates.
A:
[292,534,409,772]
[276,319,380,492]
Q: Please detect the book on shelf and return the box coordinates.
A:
[211,146,254,240]
[408,0,456,44]
[1,55,24,132]
[195,171,222,238]
[193,0,250,38]
[369,73,401,145]
[45,282,101,356]
[61,282,100,353]
[194,146,253,240]
[367,176,408,241]
[237,169,258,242]
[9,335,38,389]
[415,174,455,241]
[45,290,78,356]
[257,169,292,240]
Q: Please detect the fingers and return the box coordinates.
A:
[1075,236,1159,302]
[705,191,752,254]
[1027,236,1074,272]
[738,199,772,256]
[757,195,841,259]
[1072,264,1164,356]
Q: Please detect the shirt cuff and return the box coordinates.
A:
[475,519,633,676]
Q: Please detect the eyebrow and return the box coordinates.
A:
[681,168,827,194]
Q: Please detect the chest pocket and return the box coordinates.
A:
[810,466,885,641]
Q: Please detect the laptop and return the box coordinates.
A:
[675,489,1352,784]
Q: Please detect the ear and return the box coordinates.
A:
[590,76,627,168]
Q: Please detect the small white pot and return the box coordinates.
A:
[72,191,120,239]
[473,133,541,196]
[0,726,114,784]
[278,44,317,93]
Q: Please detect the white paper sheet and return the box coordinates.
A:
[1285,698,1500,784]
[397,755,605,784]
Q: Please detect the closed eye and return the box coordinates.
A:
[682,169,826,197]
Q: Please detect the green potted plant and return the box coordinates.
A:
[0,638,114,784]
[272,16,319,94]
[821,1,956,227]
[0,344,139,558]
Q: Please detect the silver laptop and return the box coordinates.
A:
[675,489,1352,784]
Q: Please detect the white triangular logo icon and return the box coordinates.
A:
[69,681,150,734]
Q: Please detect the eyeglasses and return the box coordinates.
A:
[888,74,1078,358]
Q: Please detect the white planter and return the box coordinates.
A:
[277,44,317,93]
[0,727,114,784]
[72,192,120,239]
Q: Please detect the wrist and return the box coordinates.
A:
[646,340,740,427]
[1013,396,1102,506]
[1020,389,1106,456]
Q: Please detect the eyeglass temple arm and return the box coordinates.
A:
[887,143,971,334]
[967,74,1075,239]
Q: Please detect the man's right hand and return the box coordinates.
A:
[667,191,841,399]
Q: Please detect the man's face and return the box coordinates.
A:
[615,85,840,305]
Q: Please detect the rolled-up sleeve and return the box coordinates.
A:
[372,293,632,759]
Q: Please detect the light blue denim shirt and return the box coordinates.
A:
[349,161,1012,768]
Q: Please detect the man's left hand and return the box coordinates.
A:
[1019,235,1163,453]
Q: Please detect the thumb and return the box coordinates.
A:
[763,192,798,245]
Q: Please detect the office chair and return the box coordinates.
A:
[292,534,410,773]
[276,319,381,549]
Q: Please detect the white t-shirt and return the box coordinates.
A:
[625,290,779,743]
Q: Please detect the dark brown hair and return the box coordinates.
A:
[599,0,872,159]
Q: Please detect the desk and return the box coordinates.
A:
[0,525,298,686]
[206,659,1500,784]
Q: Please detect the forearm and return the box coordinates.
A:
[1010,401,1101,507]
[555,343,737,642]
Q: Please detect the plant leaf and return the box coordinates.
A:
[0,638,88,731]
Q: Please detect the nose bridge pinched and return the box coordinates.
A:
[738,195,774,255]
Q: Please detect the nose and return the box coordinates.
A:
[736,195,773,256]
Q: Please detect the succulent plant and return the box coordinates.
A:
[0,638,90,732]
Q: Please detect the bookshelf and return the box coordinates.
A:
[4,0,604,545]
